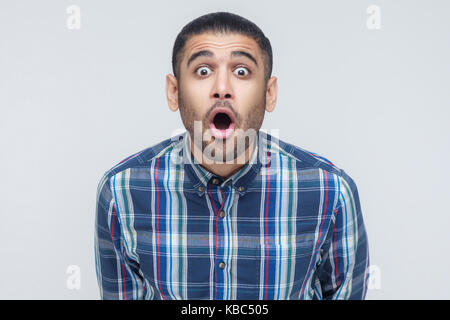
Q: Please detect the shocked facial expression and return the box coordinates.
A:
[167,31,276,163]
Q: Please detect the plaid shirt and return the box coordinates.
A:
[94,130,370,300]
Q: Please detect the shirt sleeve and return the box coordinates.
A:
[315,170,370,300]
[94,172,147,300]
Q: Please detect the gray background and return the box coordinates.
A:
[1,0,449,299]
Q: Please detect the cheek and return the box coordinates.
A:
[234,79,263,99]
[182,81,210,107]
[179,93,210,124]
[234,83,264,112]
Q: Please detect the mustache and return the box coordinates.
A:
[205,101,239,123]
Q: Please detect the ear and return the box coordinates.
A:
[166,74,179,112]
[264,76,278,113]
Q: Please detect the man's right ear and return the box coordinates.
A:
[166,74,179,112]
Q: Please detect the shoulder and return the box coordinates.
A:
[264,132,361,209]
[264,131,356,186]
[97,132,184,187]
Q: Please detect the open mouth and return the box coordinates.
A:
[208,107,236,139]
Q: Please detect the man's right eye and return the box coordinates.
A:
[195,66,212,76]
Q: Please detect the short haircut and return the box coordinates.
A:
[171,11,273,83]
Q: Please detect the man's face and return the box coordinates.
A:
[175,32,268,163]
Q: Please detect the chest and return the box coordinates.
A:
[131,194,333,299]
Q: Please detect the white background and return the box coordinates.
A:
[1,0,449,299]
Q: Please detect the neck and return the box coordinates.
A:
[190,137,257,179]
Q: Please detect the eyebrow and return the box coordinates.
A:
[186,50,258,68]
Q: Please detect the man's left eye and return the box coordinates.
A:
[234,67,250,76]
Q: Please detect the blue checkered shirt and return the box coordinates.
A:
[94,130,370,299]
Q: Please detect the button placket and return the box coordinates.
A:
[207,182,230,278]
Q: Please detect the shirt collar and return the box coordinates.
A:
[182,130,264,196]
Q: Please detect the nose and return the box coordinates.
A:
[211,66,233,100]
[214,93,231,99]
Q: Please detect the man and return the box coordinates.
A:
[94,11,370,300]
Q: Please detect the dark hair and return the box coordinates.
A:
[171,11,273,83]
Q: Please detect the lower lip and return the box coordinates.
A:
[209,121,235,139]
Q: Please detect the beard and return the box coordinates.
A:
[178,90,266,163]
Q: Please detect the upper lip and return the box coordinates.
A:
[208,106,236,127]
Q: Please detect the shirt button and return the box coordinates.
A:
[198,186,204,193]
[219,210,226,218]
[219,262,226,269]
[212,178,219,185]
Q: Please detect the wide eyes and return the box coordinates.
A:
[195,65,250,77]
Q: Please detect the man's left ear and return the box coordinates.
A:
[265,76,278,113]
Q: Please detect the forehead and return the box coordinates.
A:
[183,32,261,64]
